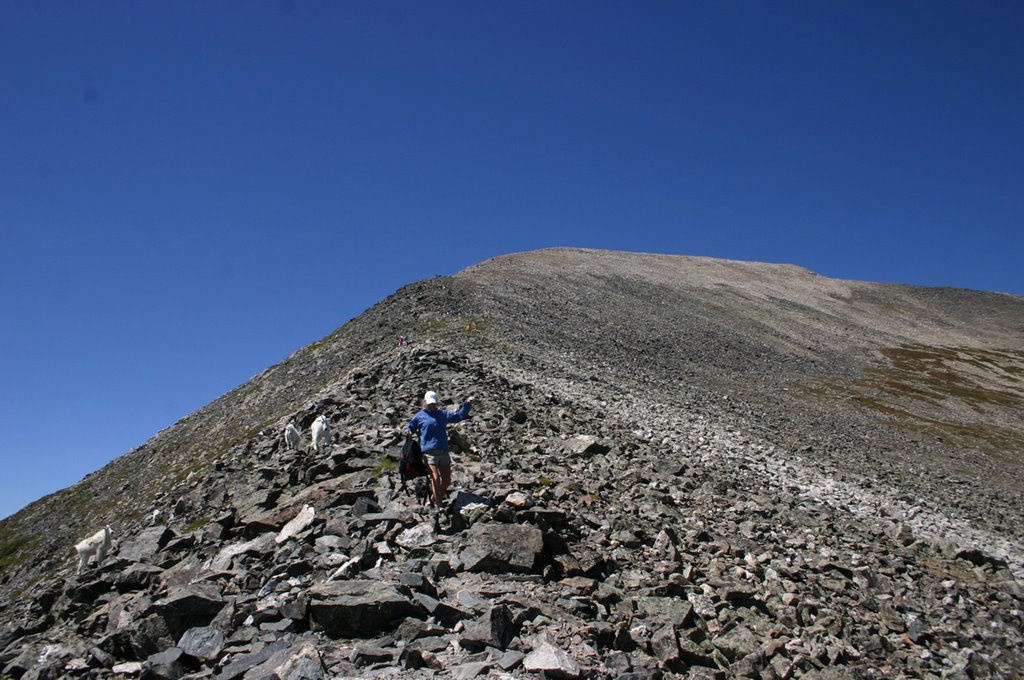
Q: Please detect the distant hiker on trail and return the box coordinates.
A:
[402,390,473,512]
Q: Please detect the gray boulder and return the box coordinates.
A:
[242,640,325,680]
[563,435,610,455]
[460,604,516,651]
[219,638,293,680]
[308,580,422,637]
[119,526,174,563]
[523,639,581,679]
[459,523,544,573]
[141,647,185,680]
[154,584,225,617]
[177,625,224,661]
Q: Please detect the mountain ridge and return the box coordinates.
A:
[1,248,1022,678]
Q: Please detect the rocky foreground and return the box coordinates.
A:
[2,343,1022,679]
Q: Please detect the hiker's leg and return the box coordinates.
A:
[428,463,443,507]
[438,464,452,507]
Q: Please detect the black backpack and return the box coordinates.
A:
[399,434,428,492]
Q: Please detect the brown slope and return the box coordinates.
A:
[445,248,1024,531]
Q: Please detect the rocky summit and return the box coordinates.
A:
[1,248,1023,679]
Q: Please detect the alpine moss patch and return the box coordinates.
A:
[0,531,39,572]
[796,344,1024,462]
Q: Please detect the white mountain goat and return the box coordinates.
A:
[311,415,330,453]
[75,525,112,574]
[284,420,303,450]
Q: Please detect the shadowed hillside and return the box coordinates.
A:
[1,248,1021,678]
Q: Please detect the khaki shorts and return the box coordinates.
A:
[423,449,451,466]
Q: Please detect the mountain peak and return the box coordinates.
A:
[2,250,1021,677]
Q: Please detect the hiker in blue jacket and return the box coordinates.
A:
[402,390,473,510]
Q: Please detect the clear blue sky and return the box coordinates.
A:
[2,2,1022,520]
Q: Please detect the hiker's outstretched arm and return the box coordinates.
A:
[447,399,472,423]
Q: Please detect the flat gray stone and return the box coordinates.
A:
[308,580,421,637]
[523,640,580,679]
[459,523,544,573]
[178,625,224,660]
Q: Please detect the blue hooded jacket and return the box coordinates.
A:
[405,401,472,453]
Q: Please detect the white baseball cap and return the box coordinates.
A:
[424,391,439,405]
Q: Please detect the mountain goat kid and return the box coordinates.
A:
[284,421,303,451]
[75,525,112,575]
[311,414,330,453]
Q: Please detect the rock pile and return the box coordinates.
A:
[2,344,1022,679]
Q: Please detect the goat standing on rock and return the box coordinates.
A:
[284,420,303,451]
[75,525,112,575]
[311,414,330,453]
